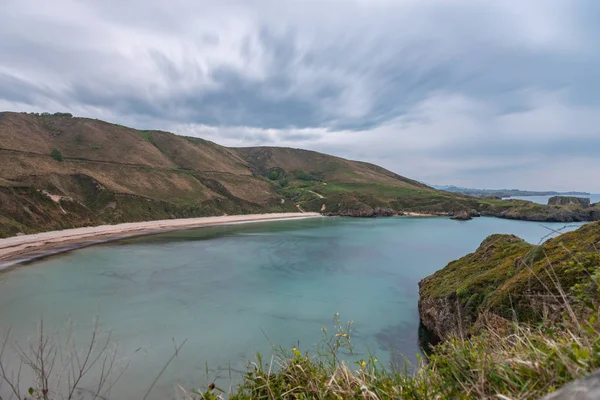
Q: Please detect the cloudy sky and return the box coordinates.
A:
[2,0,599,191]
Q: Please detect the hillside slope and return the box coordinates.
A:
[0,112,296,237]
[0,112,439,237]
[1,111,599,237]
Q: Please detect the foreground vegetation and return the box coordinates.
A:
[3,312,599,399]
[200,314,599,399]
[205,224,600,399]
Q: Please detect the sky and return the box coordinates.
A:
[2,0,600,192]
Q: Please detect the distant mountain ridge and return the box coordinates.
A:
[1,111,599,237]
[429,185,590,198]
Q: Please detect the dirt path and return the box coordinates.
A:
[308,190,324,199]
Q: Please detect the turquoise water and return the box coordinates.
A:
[0,217,586,398]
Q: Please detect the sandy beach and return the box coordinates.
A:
[402,211,438,217]
[0,212,321,267]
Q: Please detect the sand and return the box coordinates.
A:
[402,212,437,217]
[0,212,321,266]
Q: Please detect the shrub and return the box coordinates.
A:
[294,169,323,181]
[50,147,63,161]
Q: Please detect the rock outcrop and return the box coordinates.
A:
[548,196,591,207]
[417,290,473,341]
[325,207,396,217]
[418,223,600,341]
[450,210,472,220]
[490,205,600,222]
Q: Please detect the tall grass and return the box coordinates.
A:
[184,310,598,400]
[191,246,600,400]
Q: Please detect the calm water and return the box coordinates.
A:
[505,194,600,204]
[0,217,586,399]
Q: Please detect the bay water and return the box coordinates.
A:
[0,217,586,398]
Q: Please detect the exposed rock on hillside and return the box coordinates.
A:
[325,207,396,218]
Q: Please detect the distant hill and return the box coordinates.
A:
[429,185,590,198]
[1,111,599,237]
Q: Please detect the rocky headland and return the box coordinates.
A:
[548,196,591,207]
[418,221,600,341]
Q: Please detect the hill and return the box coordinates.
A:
[0,112,438,237]
[1,111,599,237]
[430,185,590,199]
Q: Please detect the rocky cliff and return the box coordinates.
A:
[548,196,591,207]
[488,200,600,222]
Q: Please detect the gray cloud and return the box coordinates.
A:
[1,0,599,191]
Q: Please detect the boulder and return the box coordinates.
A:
[542,370,600,400]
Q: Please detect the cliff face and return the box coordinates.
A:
[548,196,591,207]
[490,201,600,222]
[418,222,600,341]
[417,290,473,340]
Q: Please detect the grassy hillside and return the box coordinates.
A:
[234,146,453,215]
[1,111,598,237]
[0,112,439,236]
[0,112,298,237]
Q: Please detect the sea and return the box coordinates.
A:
[0,216,587,399]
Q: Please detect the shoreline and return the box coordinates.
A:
[0,212,322,270]
[401,212,438,217]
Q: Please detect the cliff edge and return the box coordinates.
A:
[418,221,600,341]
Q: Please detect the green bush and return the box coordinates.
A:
[294,169,323,181]
[50,147,63,161]
[267,167,286,181]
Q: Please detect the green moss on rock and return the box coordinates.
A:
[419,222,600,340]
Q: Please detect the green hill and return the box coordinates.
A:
[1,111,599,237]
[0,112,436,237]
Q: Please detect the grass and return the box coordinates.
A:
[186,309,600,400]
[138,130,155,145]
[196,225,600,399]
[320,183,434,199]
[4,312,599,399]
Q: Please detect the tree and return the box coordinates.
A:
[50,147,63,161]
